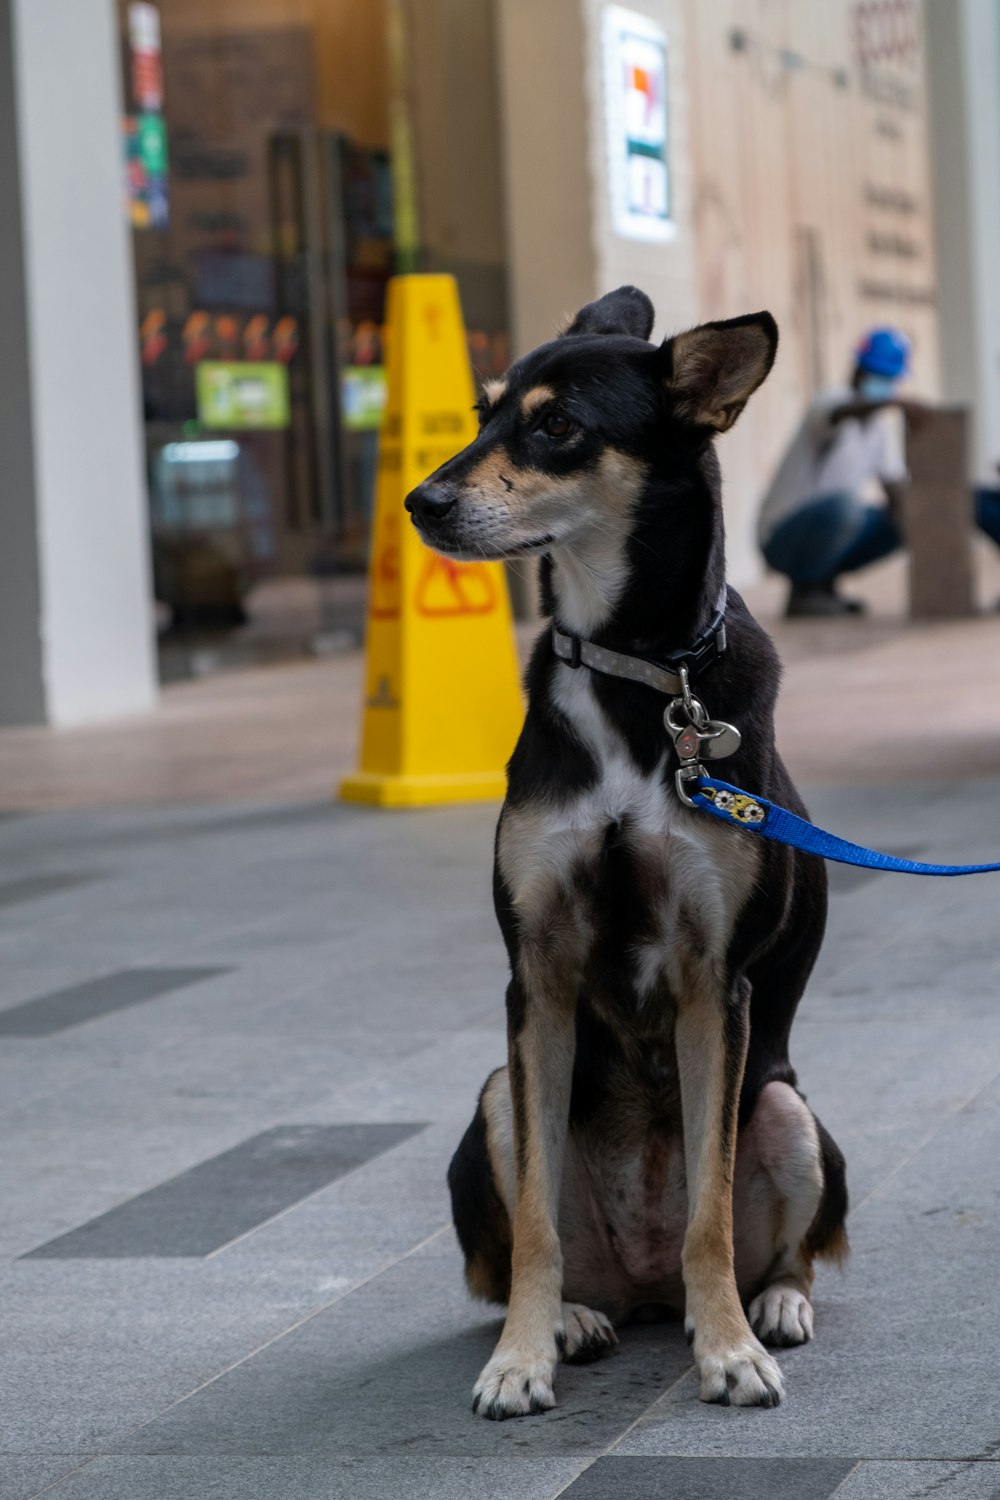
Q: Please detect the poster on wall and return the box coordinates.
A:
[342,368,388,431]
[196,362,291,430]
[124,2,169,229]
[602,6,672,241]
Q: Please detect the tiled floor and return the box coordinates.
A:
[4,778,1000,1499]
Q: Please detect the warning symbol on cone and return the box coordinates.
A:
[370,511,401,620]
[415,554,496,617]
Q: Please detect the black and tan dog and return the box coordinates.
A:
[405,286,847,1420]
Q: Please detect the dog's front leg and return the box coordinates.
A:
[676,979,784,1406]
[472,975,575,1420]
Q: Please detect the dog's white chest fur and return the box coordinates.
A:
[499,666,758,998]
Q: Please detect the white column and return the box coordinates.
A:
[925,0,1000,485]
[0,0,156,726]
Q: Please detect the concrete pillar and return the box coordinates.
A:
[494,0,597,355]
[0,0,156,726]
[925,0,1000,486]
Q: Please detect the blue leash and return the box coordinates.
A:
[691,775,1000,877]
[557,627,1000,879]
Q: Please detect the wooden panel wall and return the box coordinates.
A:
[683,0,940,578]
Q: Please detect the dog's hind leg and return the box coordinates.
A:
[734,1081,836,1347]
[448,1070,513,1305]
[675,977,785,1407]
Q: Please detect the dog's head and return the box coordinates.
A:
[404,286,777,563]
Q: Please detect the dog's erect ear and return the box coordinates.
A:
[560,285,655,342]
[662,312,778,432]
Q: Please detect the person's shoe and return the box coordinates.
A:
[785,583,867,618]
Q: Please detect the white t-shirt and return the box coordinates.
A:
[759,390,908,542]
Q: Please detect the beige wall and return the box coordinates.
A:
[498,0,941,584]
[925,0,1000,484]
[683,0,939,579]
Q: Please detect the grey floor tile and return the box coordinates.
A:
[0,1012,473,1259]
[213,1120,456,1274]
[0,967,231,1037]
[835,1460,1000,1498]
[809,883,1000,1020]
[560,1457,856,1499]
[38,1456,586,1500]
[113,1240,691,1459]
[0,872,100,911]
[67,802,340,853]
[0,1457,87,1500]
[825,849,923,894]
[23,1123,426,1258]
[784,1015,1000,1209]
[0,1255,397,1452]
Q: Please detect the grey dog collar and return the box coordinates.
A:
[551,597,728,697]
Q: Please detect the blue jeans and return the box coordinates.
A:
[764,488,1000,587]
[975,487,1000,547]
[762,493,902,587]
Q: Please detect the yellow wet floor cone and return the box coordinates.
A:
[339,275,524,807]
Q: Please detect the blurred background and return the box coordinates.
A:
[2,0,998,748]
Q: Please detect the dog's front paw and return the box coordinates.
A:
[695,1334,784,1407]
[559,1302,618,1364]
[472,1350,557,1420]
[748,1283,813,1348]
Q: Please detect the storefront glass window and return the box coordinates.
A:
[118,0,509,675]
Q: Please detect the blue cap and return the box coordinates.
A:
[856,327,910,379]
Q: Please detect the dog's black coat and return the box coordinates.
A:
[409,286,847,1411]
[452,588,847,1277]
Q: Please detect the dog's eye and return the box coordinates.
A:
[540,413,573,439]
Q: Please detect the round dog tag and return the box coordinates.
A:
[700,721,742,760]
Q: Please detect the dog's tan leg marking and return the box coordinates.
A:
[676,985,784,1407]
[743,1082,824,1348]
[472,995,576,1420]
[479,1068,618,1368]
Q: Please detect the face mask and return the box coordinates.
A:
[858,374,897,402]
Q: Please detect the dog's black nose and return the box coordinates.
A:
[404,483,456,523]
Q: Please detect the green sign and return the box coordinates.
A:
[137,112,168,175]
[196,362,290,430]
[342,365,387,430]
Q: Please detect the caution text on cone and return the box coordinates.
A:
[339,275,524,807]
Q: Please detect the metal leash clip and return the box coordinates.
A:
[666,665,742,807]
